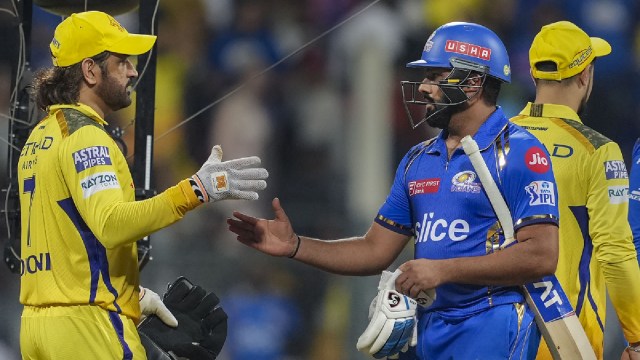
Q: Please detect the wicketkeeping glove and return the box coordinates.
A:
[138,277,228,360]
[191,145,268,202]
[356,270,418,359]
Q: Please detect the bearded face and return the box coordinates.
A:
[424,95,468,129]
[95,64,133,112]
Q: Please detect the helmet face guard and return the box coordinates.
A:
[401,58,488,129]
[401,22,511,129]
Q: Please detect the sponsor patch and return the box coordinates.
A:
[525,181,555,206]
[73,146,112,172]
[608,185,629,204]
[414,212,469,243]
[80,172,119,198]
[409,178,440,196]
[525,146,550,173]
[604,160,628,179]
[445,40,491,60]
[450,171,481,193]
[630,189,640,202]
[211,171,229,193]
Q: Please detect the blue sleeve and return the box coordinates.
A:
[629,138,640,266]
[500,137,559,231]
[375,150,415,236]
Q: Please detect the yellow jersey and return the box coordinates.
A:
[512,103,640,359]
[17,103,200,320]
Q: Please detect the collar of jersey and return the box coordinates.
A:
[427,106,508,154]
[49,103,108,126]
[518,102,581,123]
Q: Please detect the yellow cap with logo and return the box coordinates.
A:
[529,21,611,81]
[50,11,157,67]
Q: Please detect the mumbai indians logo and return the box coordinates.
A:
[451,170,481,193]
[424,32,436,52]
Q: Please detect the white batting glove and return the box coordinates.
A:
[139,286,178,327]
[191,145,268,202]
[356,271,418,358]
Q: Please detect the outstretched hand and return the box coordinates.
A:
[227,197,299,257]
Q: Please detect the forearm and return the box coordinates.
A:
[601,257,640,343]
[96,179,201,248]
[439,239,556,286]
[294,235,403,276]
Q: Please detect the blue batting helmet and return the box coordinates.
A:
[407,22,511,83]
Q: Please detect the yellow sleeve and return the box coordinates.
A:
[588,142,640,342]
[60,126,202,249]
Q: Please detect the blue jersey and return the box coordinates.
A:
[376,107,559,316]
[629,138,640,266]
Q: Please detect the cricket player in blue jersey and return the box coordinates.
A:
[228,22,560,359]
[630,139,640,267]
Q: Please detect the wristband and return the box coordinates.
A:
[628,344,640,353]
[189,177,207,203]
[288,235,301,258]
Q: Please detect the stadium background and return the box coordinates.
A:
[0,0,638,358]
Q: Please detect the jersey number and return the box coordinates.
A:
[23,176,35,247]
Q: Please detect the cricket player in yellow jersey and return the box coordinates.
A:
[18,11,268,359]
[511,21,640,360]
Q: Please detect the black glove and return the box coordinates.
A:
[138,277,228,360]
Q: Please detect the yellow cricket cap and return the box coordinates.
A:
[50,11,157,67]
[529,21,611,81]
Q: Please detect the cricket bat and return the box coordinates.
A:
[460,135,596,360]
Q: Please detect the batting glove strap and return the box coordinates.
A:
[193,145,268,202]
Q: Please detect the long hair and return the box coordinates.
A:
[31,52,110,111]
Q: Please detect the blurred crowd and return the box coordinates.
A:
[0,0,639,359]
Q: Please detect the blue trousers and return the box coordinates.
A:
[399,303,540,360]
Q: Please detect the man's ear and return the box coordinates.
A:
[577,64,592,87]
[81,58,98,85]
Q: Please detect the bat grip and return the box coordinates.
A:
[460,136,515,248]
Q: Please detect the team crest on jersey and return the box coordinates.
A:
[525,181,555,206]
[451,171,481,193]
[80,171,119,198]
[604,160,628,179]
[409,178,440,196]
[608,185,629,204]
[73,146,112,172]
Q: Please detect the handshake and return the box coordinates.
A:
[356,269,436,359]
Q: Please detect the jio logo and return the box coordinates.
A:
[525,146,550,173]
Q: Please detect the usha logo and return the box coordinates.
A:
[445,40,491,60]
